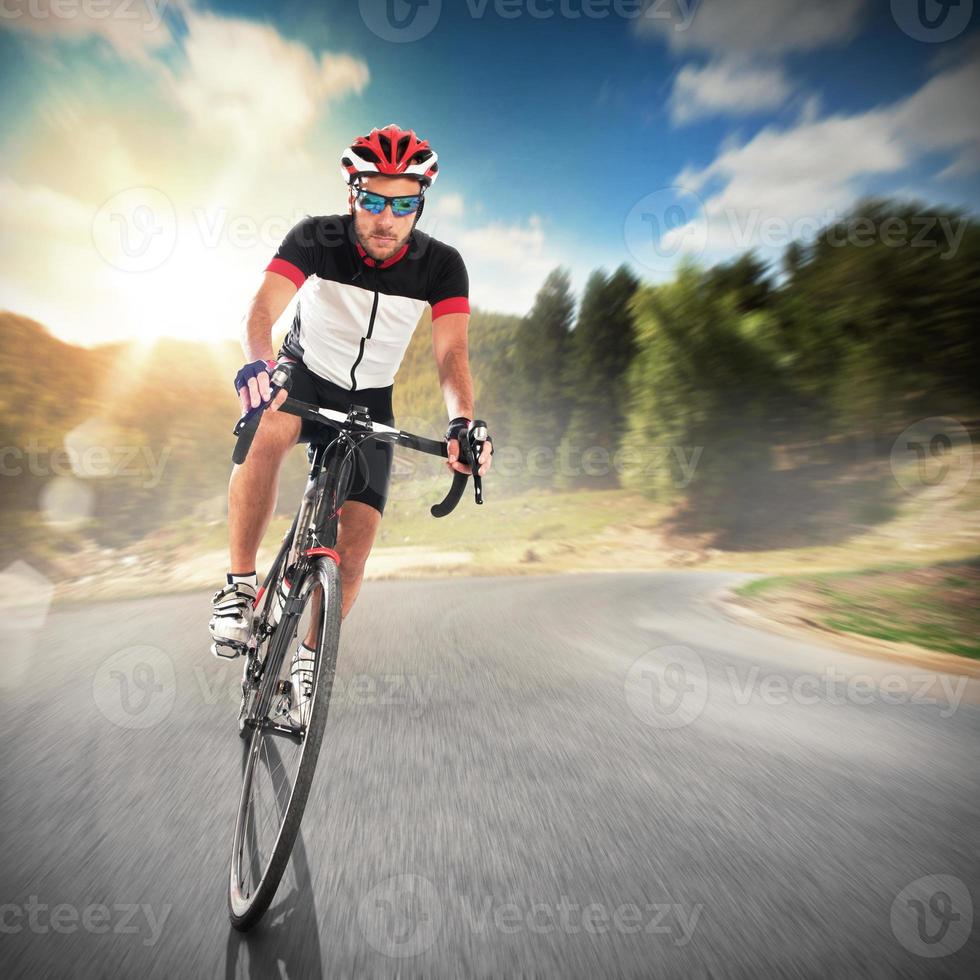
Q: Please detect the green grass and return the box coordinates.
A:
[376,480,663,556]
[824,615,980,659]
[737,559,980,660]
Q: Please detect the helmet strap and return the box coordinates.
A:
[410,186,427,232]
[347,176,364,215]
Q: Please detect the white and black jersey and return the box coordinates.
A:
[265,214,470,391]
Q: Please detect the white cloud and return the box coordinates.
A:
[163,13,369,151]
[0,3,375,344]
[0,0,176,65]
[636,0,866,54]
[889,56,980,179]
[415,206,594,315]
[4,2,369,152]
[441,214,557,313]
[670,58,793,123]
[662,54,980,262]
[432,193,465,219]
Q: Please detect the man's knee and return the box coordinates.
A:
[337,539,370,579]
[336,502,381,574]
[245,409,299,462]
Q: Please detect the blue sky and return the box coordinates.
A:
[1,0,978,344]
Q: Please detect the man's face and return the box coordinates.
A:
[351,175,423,261]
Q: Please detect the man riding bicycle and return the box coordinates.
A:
[209,124,493,677]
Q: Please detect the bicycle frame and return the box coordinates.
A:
[226,367,491,928]
[232,382,485,736]
[232,363,489,517]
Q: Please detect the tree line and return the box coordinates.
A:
[461,198,979,537]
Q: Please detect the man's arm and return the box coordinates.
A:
[237,271,298,411]
[242,271,298,362]
[432,311,492,476]
[432,311,474,420]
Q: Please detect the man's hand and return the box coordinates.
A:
[446,417,493,477]
[235,359,288,413]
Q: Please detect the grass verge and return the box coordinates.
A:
[734,559,980,660]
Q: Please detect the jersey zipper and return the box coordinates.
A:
[349,268,380,390]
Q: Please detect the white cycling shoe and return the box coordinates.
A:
[289,644,316,727]
[209,581,258,659]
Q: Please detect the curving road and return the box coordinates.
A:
[1,572,977,978]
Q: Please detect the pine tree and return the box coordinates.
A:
[556,265,639,489]
[508,268,575,486]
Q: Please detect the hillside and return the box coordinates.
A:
[0,308,520,569]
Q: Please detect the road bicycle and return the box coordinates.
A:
[225,361,488,930]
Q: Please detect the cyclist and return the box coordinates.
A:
[209,124,493,681]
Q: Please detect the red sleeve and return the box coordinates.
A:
[431,296,470,319]
[265,257,307,289]
[428,246,469,318]
[264,217,322,288]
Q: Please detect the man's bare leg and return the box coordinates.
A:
[228,408,300,574]
[302,500,382,645]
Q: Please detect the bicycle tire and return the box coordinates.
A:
[228,556,342,930]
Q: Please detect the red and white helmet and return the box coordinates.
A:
[340,124,439,188]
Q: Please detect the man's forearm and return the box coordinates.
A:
[437,343,475,420]
[241,298,276,362]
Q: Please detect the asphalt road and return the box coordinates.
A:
[1,571,977,978]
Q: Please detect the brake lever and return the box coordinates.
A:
[231,363,294,464]
[468,420,489,506]
[232,363,293,435]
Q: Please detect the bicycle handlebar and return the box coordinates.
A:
[231,366,486,517]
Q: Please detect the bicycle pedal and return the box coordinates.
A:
[211,639,247,660]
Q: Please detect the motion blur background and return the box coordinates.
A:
[2,3,980,978]
[1,2,978,658]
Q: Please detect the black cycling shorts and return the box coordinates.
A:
[284,358,394,516]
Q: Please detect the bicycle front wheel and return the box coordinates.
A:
[228,556,341,931]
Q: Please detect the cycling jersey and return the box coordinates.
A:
[265,214,470,390]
